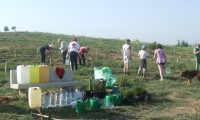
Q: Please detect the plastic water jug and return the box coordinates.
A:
[66,91,72,105]
[75,89,83,100]
[65,57,70,65]
[59,89,66,106]
[166,65,170,75]
[29,65,39,83]
[39,65,49,83]
[42,92,50,108]
[28,87,42,109]
[70,90,76,101]
[55,92,60,106]
[17,65,30,84]
[50,92,56,107]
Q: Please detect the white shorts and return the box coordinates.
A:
[123,56,131,64]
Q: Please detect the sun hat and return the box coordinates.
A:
[49,44,54,48]
[142,45,147,49]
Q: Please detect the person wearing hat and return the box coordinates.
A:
[153,44,167,81]
[122,39,132,75]
[68,37,80,70]
[137,45,148,77]
[58,38,68,64]
[78,47,89,66]
[39,44,53,64]
[193,44,200,70]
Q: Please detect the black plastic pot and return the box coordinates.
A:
[85,90,107,99]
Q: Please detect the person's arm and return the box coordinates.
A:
[194,48,200,55]
[59,41,64,50]
[129,46,132,59]
[153,50,157,59]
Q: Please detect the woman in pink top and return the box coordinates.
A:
[153,44,167,81]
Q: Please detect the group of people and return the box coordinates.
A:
[122,39,167,81]
[122,39,200,81]
[39,37,200,81]
[39,37,89,71]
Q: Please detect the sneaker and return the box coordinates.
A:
[160,78,164,81]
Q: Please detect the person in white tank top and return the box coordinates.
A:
[122,39,132,75]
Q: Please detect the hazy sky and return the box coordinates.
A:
[0,0,200,45]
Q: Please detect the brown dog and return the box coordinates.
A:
[180,69,200,85]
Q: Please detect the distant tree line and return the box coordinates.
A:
[2,26,16,32]
[176,40,189,47]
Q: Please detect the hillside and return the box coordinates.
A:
[0,32,199,119]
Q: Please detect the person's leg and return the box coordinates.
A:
[70,52,75,70]
[82,54,86,66]
[62,50,67,64]
[158,64,164,80]
[142,59,147,77]
[195,57,198,70]
[137,67,142,76]
[74,52,78,70]
[197,57,200,70]
[124,64,127,75]
[41,53,45,63]
[79,55,83,65]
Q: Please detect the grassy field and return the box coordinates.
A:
[0,32,199,120]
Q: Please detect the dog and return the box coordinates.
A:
[180,69,200,85]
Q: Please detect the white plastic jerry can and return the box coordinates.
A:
[17,65,30,84]
[28,87,42,109]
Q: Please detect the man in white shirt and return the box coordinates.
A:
[58,38,68,64]
[68,37,80,70]
[137,45,148,77]
[122,39,132,75]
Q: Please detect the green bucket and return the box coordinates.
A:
[113,93,124,106]
[89,97,102,112]
[75,100,87,114]
[105,94,116,107]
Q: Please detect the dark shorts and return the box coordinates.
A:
[158,62,165,65]
[140,59,147,68]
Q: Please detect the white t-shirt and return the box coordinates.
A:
[122,44,132,58]
[59,41,68,53]
[68,41,80,52]
[138,50,147,59]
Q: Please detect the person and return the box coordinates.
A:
[40,44,54,64]
[68,37,80,71]
[153,44,167,81]
[58,38,68,64]
[122,39,132,75]
[78,47,89,66]
[193,44,200,70]
[137,45,148,77]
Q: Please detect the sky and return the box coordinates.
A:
[0,0,200,45]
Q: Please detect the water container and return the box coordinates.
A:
[17,65,30,84]
[75,89,83,100]
[42,92,50,108]
[166,65,170,75]
[76,99,87,114]
[65,57,70,65]
[70,89,76,101]
[50,92,56,107]
[28,87,42,109]
[59,89,66,106]
[105,94,116,108]
[66,91,72,105]
[39,65,49,83]
[55,92,60,106]
[29,65,39,83]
